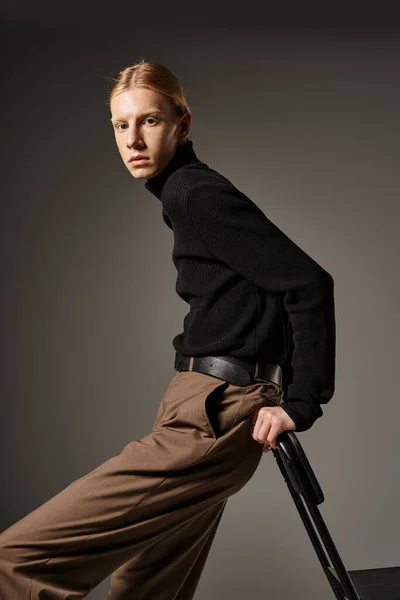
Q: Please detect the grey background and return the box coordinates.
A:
[1,7,399,599]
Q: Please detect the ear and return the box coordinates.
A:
[178,111,192,142]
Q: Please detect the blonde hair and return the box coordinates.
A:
[106,58,191,139]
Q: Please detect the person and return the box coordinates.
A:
[0,59,336,599]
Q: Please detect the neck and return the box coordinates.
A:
[144,139,198,200]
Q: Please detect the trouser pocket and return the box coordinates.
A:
[152,371,283,442]
[155,371,248,441]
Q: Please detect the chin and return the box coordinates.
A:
[132,171,150,180]
[130,164,156,180]
[142,165,166,179]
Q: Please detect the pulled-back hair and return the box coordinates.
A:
[107,59,191,130]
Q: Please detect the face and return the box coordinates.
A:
[110,86,191,180]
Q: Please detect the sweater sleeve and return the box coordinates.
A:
[186,177,336,432]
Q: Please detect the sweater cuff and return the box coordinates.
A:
[280,400,322,433]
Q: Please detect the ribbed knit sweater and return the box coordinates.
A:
[144,140,336,432]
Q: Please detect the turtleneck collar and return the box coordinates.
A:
[144,139,199,200]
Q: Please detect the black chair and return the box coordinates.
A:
[273,430,400,600]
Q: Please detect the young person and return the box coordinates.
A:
[0,59,335,599]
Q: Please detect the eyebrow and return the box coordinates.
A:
[110,109,164,123]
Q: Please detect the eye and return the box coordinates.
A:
[115,118,157,130]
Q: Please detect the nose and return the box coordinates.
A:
[126,124,144,149]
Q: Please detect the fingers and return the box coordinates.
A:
[267,423,281,449]
[251,407,285,450]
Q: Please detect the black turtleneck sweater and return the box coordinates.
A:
[144,140,336,432]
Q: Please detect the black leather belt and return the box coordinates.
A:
[174,351,283,388]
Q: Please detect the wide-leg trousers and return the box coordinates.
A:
[0,369,284,599]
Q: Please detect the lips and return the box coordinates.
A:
[129,156,149,162]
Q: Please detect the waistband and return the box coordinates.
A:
[174,352,283,388]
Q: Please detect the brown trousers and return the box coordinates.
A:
[0,369,283,599]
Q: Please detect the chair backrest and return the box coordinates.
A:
[276,430,324,505]
[273,430,362,600]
